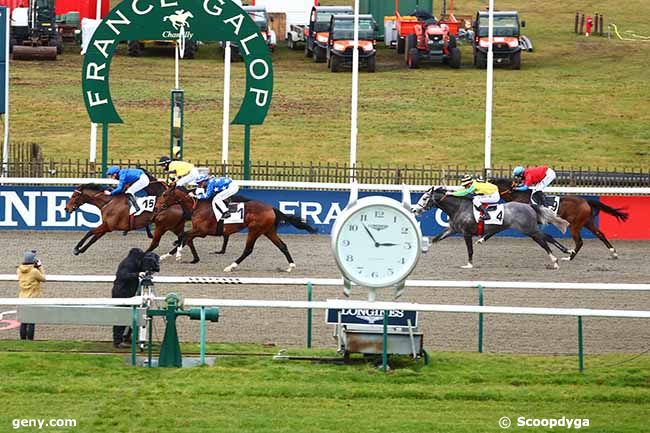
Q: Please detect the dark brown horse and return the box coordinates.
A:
[492,179,629,260]
[64,182,185,255]
[156,187,318,272]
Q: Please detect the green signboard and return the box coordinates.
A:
[82,0,273,125]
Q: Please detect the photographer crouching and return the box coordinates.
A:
[112,248,160,348]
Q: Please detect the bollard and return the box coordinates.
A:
[579,13,585,35]
[578,316,584,372]
[477,285,484,353]
[306,282,313,348]
[599,14,604,36]
[382,310,389,372]
[574,11,580,34]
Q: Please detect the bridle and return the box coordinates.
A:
[68,188,110,211]
[157,188,195,212]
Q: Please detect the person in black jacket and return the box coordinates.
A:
[112,248,145,348]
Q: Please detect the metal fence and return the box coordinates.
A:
[5,143,650,187]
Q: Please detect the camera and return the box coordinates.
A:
[139,252,160,288]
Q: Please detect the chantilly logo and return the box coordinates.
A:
[369,224,388,231]
[162,9,195,39]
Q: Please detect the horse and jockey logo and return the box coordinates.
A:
[162,10,195,39]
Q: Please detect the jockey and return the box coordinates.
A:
[104,165,150,213]
[451,174,500,221]
[192,174,239,221]
[157,155,201,187]
[513,165,556,206]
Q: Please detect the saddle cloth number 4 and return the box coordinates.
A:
[473,204,505,225]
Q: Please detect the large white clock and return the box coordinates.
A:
[331,188,423,300]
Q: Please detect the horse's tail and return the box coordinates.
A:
[586,199,629,222]
[273,208,318,234]
[533,205,570,234]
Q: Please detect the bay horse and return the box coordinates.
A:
[64,182,185,255]
[156,187,318,272]
[492,179,629,260]
[413,187,570,269]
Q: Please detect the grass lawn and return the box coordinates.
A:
[1,341,650,432]
[6,0,650,169]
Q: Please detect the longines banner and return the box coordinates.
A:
[0,186,621,239]
[82,0,273,125]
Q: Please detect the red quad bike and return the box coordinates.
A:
[405,19,461,69]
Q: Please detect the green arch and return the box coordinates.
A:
[82,0,273,125]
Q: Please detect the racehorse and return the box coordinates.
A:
[155,186,318,272]
[492,179,629,260]
[64,182,185,255]
[413,187,570,269]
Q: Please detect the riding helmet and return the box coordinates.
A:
[460,174,473,186]
[512,166,525,177]
[195,175,210,184]
[106,165,120,176]
[158,156,172,165]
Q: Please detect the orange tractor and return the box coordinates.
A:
[403,11,461,69]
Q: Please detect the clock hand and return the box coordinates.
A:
[362,223,380,247]
[377,242,398,247]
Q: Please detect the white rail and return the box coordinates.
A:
[1,296,649,319]
[0,177,649,195]
[0,274,649,291]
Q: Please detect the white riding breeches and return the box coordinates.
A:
[175,168,201,187]
[472,191,500,207]
[211,183,240,219]
[125,174,150,196]
[530,168,556,193]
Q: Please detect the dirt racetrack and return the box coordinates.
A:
[1,231,649,355]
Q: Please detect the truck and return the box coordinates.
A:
[224,5,276,61]
[326,14,378,73]
[300,5,353,62]
[472,10,527,69]
[404,15,461,69]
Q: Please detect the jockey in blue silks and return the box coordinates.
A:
[192,175,239,221]
[104,166,150,212]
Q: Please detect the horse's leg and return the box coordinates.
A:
[145,226,165,252]
[264,230,296,273]
[224,231,260,273]
[212,235,230,255]
[585,220,618,259]
[76,226,110,254]
[161,231,184,261]
[461,234,474,269]
[561,224,583,261]
[475,232,496,245]
[73,230,94,254]
[543,233,570,255]
[528,231,559,269]
[431,228,453,244]
[145,224,154,239]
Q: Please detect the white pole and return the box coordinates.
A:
[174,40,179,90]
[1,7,8,176]
[484,0,494,177]
[88,0,102,164]
[222,42,231,167]
[350,0,360,181]
[95,0,101,20]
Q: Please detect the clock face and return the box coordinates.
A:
[333,199,421,288]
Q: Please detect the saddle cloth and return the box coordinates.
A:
[128,196,156,216]
[472,203,505,225]
[212,202,245,224]
[543,195,560,215]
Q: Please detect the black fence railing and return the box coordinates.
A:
[4,158,650,187]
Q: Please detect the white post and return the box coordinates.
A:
[88,0,102,164]
[174,39,179,90]
[350,0,360,181]
[2,8,9,176]
[484,0,494,177]
[222,42,232,167]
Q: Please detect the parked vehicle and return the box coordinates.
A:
[303,5,353,63]
[326,14,378,73]
[472,10,526,69]
[404,14,461,69]
[224,6,276,61]
[10,0,63,60]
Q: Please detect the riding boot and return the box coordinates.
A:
[127,193,140,213]
[531,191,545,206]
[217,200,230,219]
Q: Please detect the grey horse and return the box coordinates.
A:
[412,187,570,269]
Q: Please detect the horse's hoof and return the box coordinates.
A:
[73,249,80,256]
[175,255,182,262]
[475,238,485,245]
[160,253,171,261]
[224,263,238,273]
[461,263,473,269]
[190,259,200,264]
[561,257,571,261]
[286,263,296,273]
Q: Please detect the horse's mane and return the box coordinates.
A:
[79,183,105,191]
[231,194,252,203]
